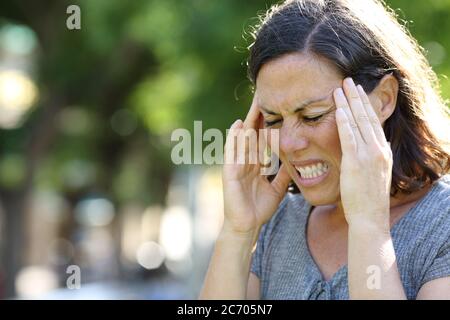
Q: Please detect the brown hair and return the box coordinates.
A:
[247,0,450,195]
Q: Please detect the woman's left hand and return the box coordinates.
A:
[333,77,393,230]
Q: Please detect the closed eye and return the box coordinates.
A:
[264,119,281,127]
[264,113,326,127]
[303,115,323,123]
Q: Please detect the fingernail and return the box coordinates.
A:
[345,77,354,86]
[335,87,344,97]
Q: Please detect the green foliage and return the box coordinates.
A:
[0,0,448,206]
[387,0,450,100]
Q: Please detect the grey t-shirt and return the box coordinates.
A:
[250,174,450,299]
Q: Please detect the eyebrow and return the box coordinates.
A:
[260,94,332,116]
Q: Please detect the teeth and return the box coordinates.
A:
[306,166,312,176]
[295,162,329,179]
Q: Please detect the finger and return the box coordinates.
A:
[243,127,259,165]
[259,127,281,175]
[258,126,268,166]
[257,113,268,162]
[279,153,302,188]
[335,107,358,154]
[333,87,364,146]
[243,93,261,130]
[271,163,291,195]
[342,78,377,144]
[356,85,388,147]
[224,119,242,164]
[231,123,260,165]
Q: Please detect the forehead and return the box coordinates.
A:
[256,52,342,110]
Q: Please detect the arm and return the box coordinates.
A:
[334,77,406,299]
[417,277,450,299]
[347,221,406,299]
[417,234,450,299]
[199,94,290,299]
[199,225,260,299]
[247,272,261,299]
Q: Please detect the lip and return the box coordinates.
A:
[290,159,325,167]
[288,159,330,188]
[297,167,330,187]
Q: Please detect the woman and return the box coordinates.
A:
[200,0,450,299]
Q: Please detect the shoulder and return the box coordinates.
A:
[414,174,450,290]
[401,175,450,237]
[428,174,450,235]
[417,174,450,224]
[429,173,450,201]
[397,174,450,257]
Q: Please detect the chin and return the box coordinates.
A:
[297,188,339,207]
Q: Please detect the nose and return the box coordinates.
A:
[279,123,309,155]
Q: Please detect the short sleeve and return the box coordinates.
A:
[250,224,267,278]
[420,234,450,286]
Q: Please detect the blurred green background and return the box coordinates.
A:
[0,0,448,299]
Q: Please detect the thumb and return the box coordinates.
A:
[271,163,291,195]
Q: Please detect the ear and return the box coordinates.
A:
[367,73,399,125]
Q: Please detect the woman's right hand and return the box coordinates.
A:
[222,95,292,235]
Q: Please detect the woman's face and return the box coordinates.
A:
[256,52,347,206]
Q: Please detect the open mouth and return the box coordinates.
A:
[294,162,329,179]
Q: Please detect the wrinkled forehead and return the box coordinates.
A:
[255,52,342,111]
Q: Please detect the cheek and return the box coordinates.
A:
[315,116,342,165]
